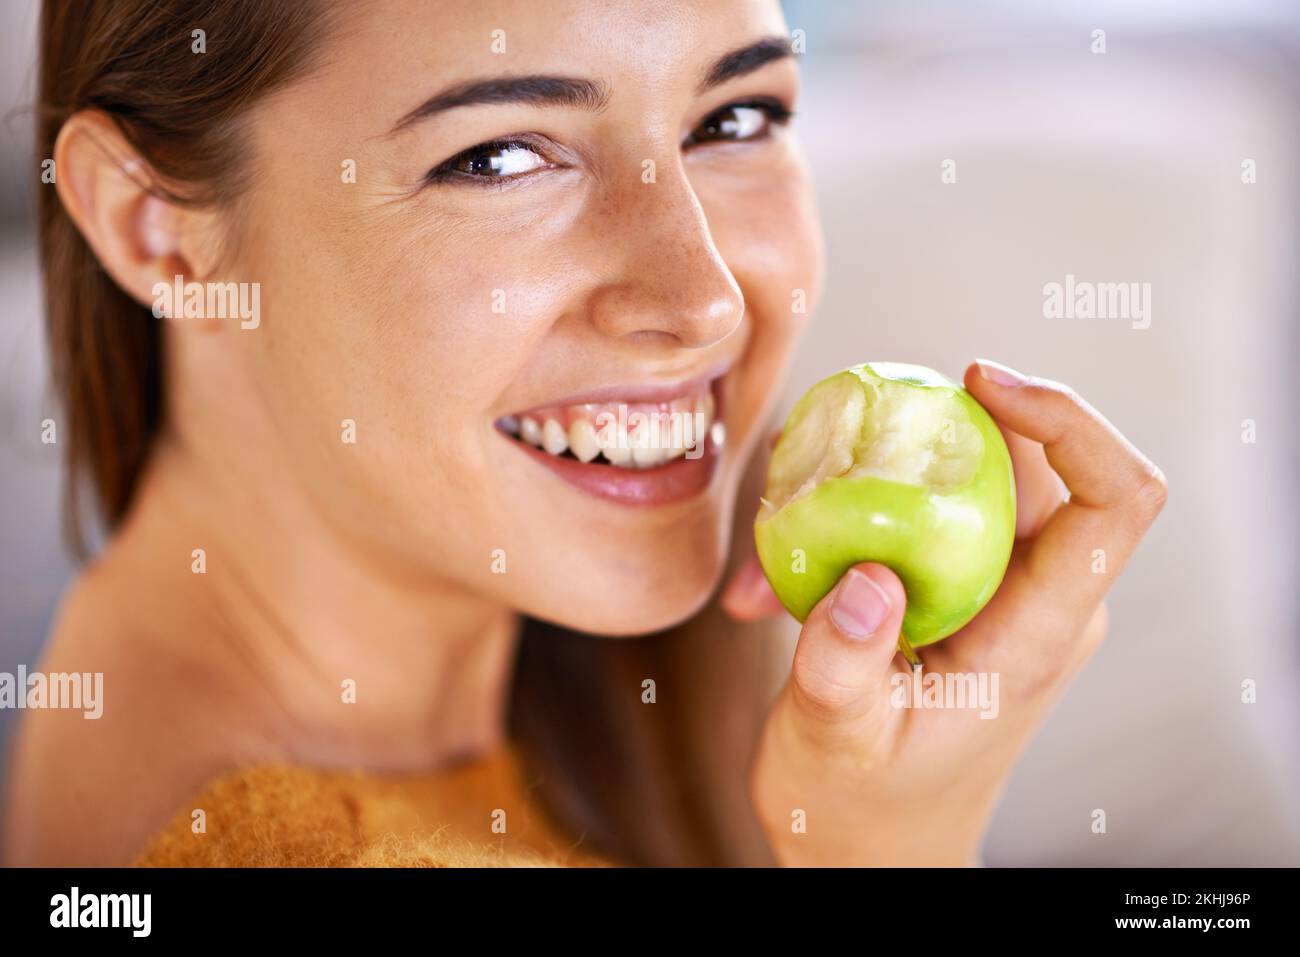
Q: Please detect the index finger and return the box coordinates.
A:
[962,359,1168,626]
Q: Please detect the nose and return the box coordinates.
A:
[586,163,744,349]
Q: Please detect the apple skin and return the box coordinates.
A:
[754,365,1016,648]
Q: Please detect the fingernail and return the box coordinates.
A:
[975,358,1028,387]
[829,568,890,639]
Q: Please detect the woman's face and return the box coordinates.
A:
[229,0,822,634]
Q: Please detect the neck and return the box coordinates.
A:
[124,429,520,773]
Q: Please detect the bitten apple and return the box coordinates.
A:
[754,362,1016,665]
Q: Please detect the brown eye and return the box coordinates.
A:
[686,101,793,147]
[450,141,546,177]
[427,139,549,184]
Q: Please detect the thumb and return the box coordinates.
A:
[782,563,908,748]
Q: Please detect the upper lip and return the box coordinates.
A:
[499,354,737,417]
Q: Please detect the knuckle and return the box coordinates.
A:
[789,658,859,719]
[1129,465,1169,524]
[1014,660,1066,704]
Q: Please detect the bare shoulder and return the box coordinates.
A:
[3,555,251,866]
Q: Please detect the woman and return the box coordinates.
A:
[5,0,1166,867]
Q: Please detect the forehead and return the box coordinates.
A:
[310,0,789,113]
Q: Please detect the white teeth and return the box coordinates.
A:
[542,418,568,456]
[603,442,632,465]
[568,419,600,463]
[632,440,667,468]
[509,387,720,469]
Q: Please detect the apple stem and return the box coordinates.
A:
[897,634,923,672]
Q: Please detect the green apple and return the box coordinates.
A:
[754,362,1016,664]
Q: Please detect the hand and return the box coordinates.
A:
[724,359,1168,866]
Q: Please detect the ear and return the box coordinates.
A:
[52,110,224,311]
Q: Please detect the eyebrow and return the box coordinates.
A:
[391,75,609,133]
[389,35,795,135]
[698,35,794,92]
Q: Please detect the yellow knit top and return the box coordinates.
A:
[133,741,614,867]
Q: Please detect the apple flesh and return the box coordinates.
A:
[754,362,1016,663]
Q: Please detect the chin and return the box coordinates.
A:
[523,527,730,637]
[560,580,722,637]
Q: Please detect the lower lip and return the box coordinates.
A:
[501,382,726,507]
[507,429,721,506]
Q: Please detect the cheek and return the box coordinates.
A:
[221,198,554,554]
[244,192,550,440]
[704,156,825,336]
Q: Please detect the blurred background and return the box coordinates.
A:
[2,0,1298,864]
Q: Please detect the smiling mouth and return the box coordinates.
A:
[494,376,728,505]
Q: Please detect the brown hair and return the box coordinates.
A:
[38,0,329,547]
[38,0,782,866]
